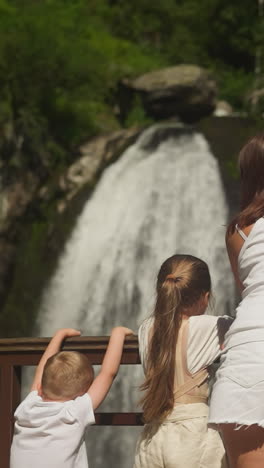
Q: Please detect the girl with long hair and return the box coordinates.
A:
[209,134,264,468]
[134,254,231,468]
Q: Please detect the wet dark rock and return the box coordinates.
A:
[118,65,217,123]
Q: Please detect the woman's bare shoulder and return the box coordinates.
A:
[226,221,256,291]
[225,229,244,258]
[226,222,255,255]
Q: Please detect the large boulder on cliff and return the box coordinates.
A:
[118,65,217,123]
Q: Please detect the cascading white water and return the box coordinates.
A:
[36,123,235,467]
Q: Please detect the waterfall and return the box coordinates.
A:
[36,123,235,467]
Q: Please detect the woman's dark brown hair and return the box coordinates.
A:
[140,254,211,424]
[228,134,264,234]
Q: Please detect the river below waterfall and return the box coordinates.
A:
[33,123,235,468]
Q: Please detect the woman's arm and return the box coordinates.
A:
[31,328,81,392]
[225,230,244,292]
[88,327,133,410]
[225,222,255,292]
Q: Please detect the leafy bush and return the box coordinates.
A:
[0,0,260,171]
[217,68,253,110]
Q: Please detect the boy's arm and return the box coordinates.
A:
[31,328,81,392]
[88,327,133,410]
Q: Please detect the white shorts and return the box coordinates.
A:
[209,342,264,427]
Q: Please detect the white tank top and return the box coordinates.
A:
[225,217,264,349]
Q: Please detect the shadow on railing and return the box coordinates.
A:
[0,335,143,468]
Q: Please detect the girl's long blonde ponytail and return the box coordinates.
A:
[140,254,211,424]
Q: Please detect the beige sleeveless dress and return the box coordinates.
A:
[134,317,228,468]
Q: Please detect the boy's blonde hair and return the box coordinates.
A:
[41,351,94,400]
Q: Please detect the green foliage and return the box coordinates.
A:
[225,159,239,180]
[217,69,253,109]
[0,217,49,337]
[124,96,154,128]
[0,86,12,124]
[0,0,165,170]
[0,0,261,172]
[106,0,257,72]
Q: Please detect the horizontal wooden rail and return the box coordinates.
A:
[0,335,140,364]
[0,335,143,468]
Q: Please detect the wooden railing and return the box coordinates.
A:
[0,335,142,468]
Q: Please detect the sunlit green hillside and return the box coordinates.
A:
[0,0,259,165]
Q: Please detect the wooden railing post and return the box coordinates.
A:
[0,363,21,468]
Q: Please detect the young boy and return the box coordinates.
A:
[10,326,133,468]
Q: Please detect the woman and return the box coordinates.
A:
[209,134,264,467]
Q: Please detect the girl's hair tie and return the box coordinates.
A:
[166,274,180,282]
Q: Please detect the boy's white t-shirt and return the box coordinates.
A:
[10,391,95,468]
